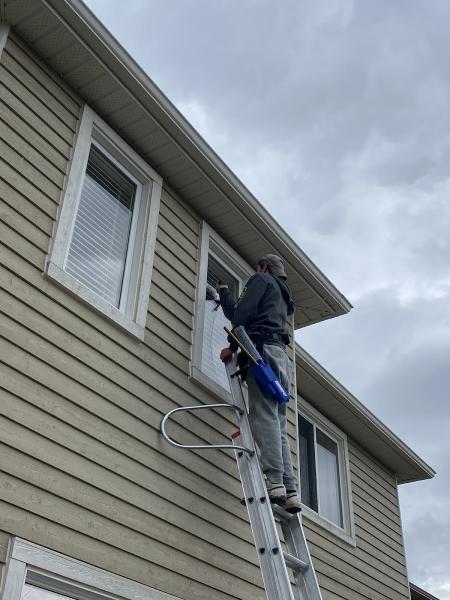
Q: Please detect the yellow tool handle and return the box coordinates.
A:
[224,326,259,365]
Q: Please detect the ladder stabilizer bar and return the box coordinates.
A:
[160,404,255,455]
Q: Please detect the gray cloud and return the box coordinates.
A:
[85,0,450,595]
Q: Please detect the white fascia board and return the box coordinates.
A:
[410,583,441,600]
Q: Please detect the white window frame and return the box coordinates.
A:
[45,104,162,340]
[298,400,356,545]
[191,221,253,401]
[1,538,182,600]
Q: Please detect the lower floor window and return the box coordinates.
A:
[298,411,352,537]
[2,538,181,600]
[315,428,343,526]
[21,584,75,599]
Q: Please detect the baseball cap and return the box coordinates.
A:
[258,254,287,278]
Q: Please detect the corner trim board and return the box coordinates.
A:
[0,23,10,58]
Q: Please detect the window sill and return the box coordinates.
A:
[301,504,356,547]
[190,366,235,404]
[45,261,145,340]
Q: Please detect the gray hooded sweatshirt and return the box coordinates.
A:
[219,272,295,347]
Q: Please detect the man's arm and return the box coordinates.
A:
[232,274,268,328]
[218,275,267,362]
[218,286,236,321]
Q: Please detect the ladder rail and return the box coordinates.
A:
[232,432,296,600]
[281,517,323,600]
[160,403,255,455]
[227,362,296,600]
[160,356,323,600]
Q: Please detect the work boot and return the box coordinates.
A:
[266,481,286,505]
[285,490,302,514]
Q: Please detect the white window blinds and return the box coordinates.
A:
[201,255,239,391]
[316,430,343,527]
[299,416,344,528]
[65,144,136,308]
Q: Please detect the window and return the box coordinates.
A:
[192,222,252,398]
[1,538,181,600]
[65,144,137,309]
[46,105,162,339]
[298,406,355,543]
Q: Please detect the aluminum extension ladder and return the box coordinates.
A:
[160,359,323,600]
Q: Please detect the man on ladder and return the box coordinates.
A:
[217,254,301,513]
[161,252,322,600]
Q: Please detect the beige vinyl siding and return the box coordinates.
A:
[0,32,272,600]
[302,435,410,600]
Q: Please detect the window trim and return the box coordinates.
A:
[298,400,356,545]
[1,537,183,600]
[45,104,162,340]
[0,24,10,60]
[191,221,253,401]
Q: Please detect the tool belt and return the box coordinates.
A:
[249,331,290,354]
[236,332,289,381]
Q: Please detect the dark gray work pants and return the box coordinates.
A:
[247,344,297,490]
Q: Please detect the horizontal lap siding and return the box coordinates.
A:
[0,33,266,600]
[303,436,409,600]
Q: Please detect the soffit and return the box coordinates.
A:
[3,0,352,328]
[296,345,435,484]
[410,584,441,600]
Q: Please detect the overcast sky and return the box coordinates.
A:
[84,1,449,596]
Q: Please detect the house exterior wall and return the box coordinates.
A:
[0,32,297,600]
[0,30,409,600]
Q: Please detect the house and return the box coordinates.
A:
[0,1,434,599]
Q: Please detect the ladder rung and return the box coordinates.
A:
[283,552,309,572]
[271,504,295,521]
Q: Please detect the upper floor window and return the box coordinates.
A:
[46,105,162,339]
[203,254,240,390]
[298,405,355,543]
[65,143,137,309]
[192,222,251,398]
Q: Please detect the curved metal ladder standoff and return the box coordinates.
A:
[160,359,322,600]
[160,402,254,456]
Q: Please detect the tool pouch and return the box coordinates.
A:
[250,359,290,404]
[236,352,249,381]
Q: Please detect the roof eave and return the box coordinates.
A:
[38,0,352,326]
[410,583,441,600]
[295,344,435,484]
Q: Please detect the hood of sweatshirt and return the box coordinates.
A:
[273,276,295,315]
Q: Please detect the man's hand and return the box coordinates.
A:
[216,280,228,291]
[220,348,233,363]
